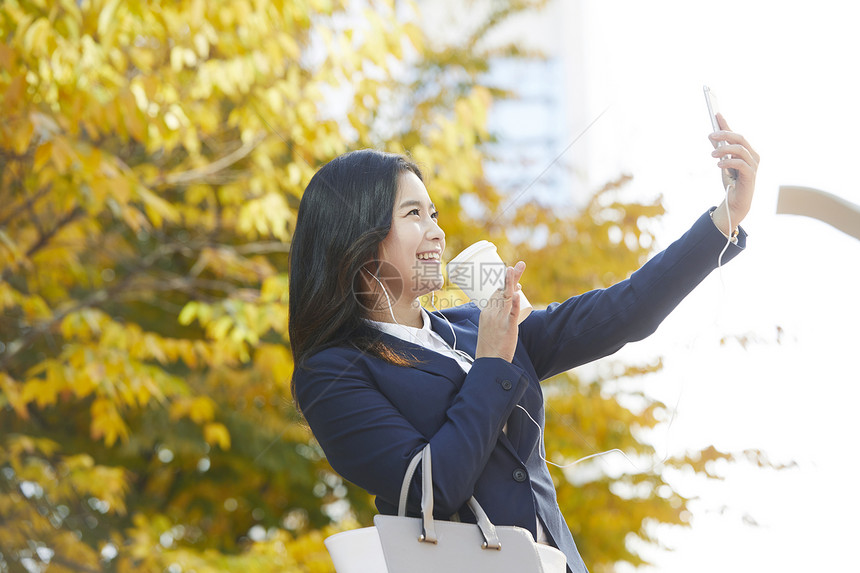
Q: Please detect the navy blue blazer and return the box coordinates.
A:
[295,210,746,573]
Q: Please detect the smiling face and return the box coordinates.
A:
[374,170,445,304]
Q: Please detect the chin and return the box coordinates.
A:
[414,278,444,298]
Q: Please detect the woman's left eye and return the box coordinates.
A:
[406,208,438,219]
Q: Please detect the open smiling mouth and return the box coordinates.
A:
[416,252,440,262]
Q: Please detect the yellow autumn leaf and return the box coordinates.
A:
[203,422,230,450]
[90,397,129,447]
[402,21,425,53]
[178,301,198,325]
[176,340,198,369]
[0,372,29,419]
[253,344,293,387]
[33,141,53,171]
[188,396,216,424]
[208,315,233,341]
[260,275,289,303]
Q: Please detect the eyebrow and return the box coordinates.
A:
[398,199,436,211]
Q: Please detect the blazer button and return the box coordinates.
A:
[512,468,527,482]
[500,379,513,391]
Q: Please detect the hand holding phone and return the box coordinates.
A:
[703,85,738,181]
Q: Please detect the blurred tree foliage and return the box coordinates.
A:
[0,0,781,571]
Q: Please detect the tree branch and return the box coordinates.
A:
[43,554,102,573]
[0,239,193,371]
[25,206,84,259]
[232,241,291,255]
[0,287,111,372]
[150,135,266,187]
[0,183,53,228]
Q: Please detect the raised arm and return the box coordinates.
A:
[519,209,746,380]
[521,117,758,380]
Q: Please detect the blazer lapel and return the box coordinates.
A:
[426,311,478,359]
[372,329,467,389]
[374,309,544,464]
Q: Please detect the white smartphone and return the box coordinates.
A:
[703,85,738,179]
[703,85,724,140]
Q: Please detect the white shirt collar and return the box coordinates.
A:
[365,308,473,372]
[367,307,433,341]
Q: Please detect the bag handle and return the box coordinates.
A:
[397,445,502,550]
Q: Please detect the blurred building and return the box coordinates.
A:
[417,0,592,207]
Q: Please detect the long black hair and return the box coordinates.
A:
[288,149,422,396]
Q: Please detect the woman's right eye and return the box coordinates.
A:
[407,208,420,216]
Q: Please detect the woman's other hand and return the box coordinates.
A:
[709,113,760,234]
[475,261,526,363]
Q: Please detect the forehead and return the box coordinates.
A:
[395,170,432,205]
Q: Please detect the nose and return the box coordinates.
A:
[426,218,445,243]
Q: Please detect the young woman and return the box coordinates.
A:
[289,119,759,573]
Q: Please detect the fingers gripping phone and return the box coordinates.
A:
[703,85,738,180]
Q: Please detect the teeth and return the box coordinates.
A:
[417,252,440,260]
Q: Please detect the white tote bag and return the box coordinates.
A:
[324,446,567,573]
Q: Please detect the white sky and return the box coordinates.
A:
[485,1,860,571]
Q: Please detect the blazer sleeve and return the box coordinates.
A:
[295,350,529,518]
[519,209,747,380]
